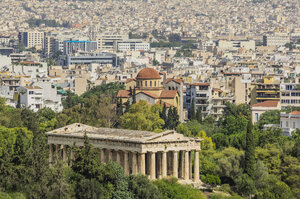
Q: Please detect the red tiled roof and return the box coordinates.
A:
[165,78,183,84]
[189,83,210,86]
[137,91,159,99]
[160,90,178,98]
[117,90,130,98]
[136,68,161,79]
[252,100,279,107]
[126,78,136,83]
[156,101,172,108]
[290,110,300,115]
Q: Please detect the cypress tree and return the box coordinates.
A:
[125,100,131,113]
[245,118,255,179]
[196,107,202,123]
[165,107,172,129]
[172,107,180,129]
[190,98,196,120]
[132,88,136,104]
[116,98,123,116]
[160,103,167,123]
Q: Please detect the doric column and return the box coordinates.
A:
[123,151,129,175]
[189,151,193,179]
[157,152,162,179]
[194,150,200,182]
[150,152,156,180]
[100,149,106,163]
[139,153,146,175]
[108,150,113,162]
[132,152,138,174]
[49,144,54,165]
[162,151,167,178]
[179,151,184,178]
[184,151,189,181]
[172,151,178,178]
[116,151,121,165]
[55,144,60,161]
[62,145,68,162]
[70,148,75,166]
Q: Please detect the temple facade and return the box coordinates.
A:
[46,123,202,183]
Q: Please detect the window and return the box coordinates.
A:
[150,81,152,87]
[293,122,296,129]
[286,121,289,127]
[29,91,34,95]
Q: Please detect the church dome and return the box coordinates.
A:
[136,68,161,79]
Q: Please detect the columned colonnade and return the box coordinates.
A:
[47,123,202,182]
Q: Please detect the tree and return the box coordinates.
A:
[128,175,161,199]
[160,103,167,125]
[244,118,255,179]
[119,100,164,132]
[190,98,196,120]
[116,98,123,116]
[132,88,136,104]
[257,110,280,129]
[196,107,202,123]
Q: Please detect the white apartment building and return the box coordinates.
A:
[0,86,16,107]
[17,82,63,112]
[211,88,233,118]
[280,80,300,109]
[18,86,44,112]
[96,34,128,51]
[218,40,256,51]
[117,40,150,51]
[18,31,44,49]
[10,61,48,78]
[280,111,300,136]
[185,83,211,118]
[263,35,290,46]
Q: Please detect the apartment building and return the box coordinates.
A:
[185,83,211,118]
[61,53,119,67]
[252,76,280,104]
[117,40,150,51]
[280,79,300,109]
[18,31,44,49]
[211,88,233,117]
[17,82,63,112]
[280,111,300,136]
[44,35,57,57]
[263,35,290,46]
[218,40,256,51]
[96,34,128,51]
[63,40,97,55]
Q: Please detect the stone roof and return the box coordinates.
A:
[136,68,161,79]
[46,123,198,143]
[189,83,210,86]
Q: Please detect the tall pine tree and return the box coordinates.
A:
[244,118,255,179]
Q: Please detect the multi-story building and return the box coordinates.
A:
[60,53,119,67]
[18,31,44,49]
[117,40,150,51]
[218,40,256,51]
[17,82,63,112]
[0,75,30,91]
[263,34,290,46]
[44,36,57,57]
[280,111,300,136]
[185,83,211,118]
[96,34,128,51]
[252,76,280,104]
[210,88,233,118]
[280,79,300,109]
[63,40,97,55]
